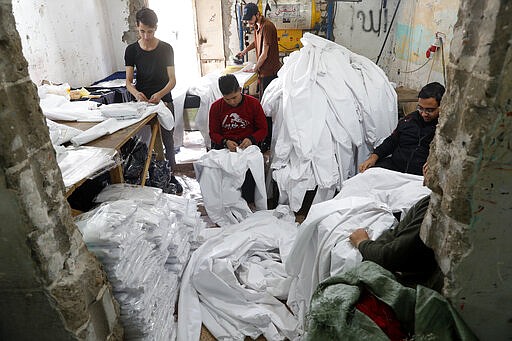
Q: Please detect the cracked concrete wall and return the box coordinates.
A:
[422,0,512,339]
[0,2,123,340]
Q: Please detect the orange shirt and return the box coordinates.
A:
[254,17,281,78]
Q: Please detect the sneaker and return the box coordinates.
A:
[170,175,183,194]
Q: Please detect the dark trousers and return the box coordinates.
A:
[210,143,257,204]
[162,102,176,170]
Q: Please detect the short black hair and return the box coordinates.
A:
[218,74,240,95]
[418,82,446,105]
[136,8,158,28]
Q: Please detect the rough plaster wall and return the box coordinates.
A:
[330,0,459,90]
[422,0,512,339]
[12,0,126,87]
[221,0,237,60]
[122,0,147,45]
[0,2,123,340]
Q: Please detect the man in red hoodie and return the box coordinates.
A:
[209,74,268,152]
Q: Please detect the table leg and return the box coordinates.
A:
[109,164,124,183]
[140,118,160,186]
[153,125,165,161]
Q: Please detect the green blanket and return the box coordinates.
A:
[306,261,477,341]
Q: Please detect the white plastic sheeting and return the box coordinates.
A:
[77,184,205,340]
[194,145,267,226]
[55,145,116,188]
[285,168,431,327]
[177,208,299,341]
[261,33,397,211]
[46,119,83,145]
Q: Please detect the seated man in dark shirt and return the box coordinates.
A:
[359,82,446,175]
[349,195,443,290]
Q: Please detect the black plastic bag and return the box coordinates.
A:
[121,138,148,184]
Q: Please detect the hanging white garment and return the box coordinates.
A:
[285,168,431,327]
[177,209,299,341]
[266,33,397,211]
[194,145,267,226]
[171,84,187,148]
[187,71,223,148]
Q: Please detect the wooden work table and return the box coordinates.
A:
[59,113,163,197]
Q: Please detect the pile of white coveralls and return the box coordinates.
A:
[261,33,398,211]
[177,168,431,340]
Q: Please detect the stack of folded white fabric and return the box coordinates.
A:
[99,102,146,120]
[76,184,205,340]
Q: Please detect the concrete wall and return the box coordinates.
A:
[12,0,130,87]
[422,0,512,339]
[332,0,460,90]
[0,2,123,339]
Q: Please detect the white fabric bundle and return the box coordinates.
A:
[177,208,299,341]
[261,33,397,211]
[285,168,431,327]
[99,102,146,120]
[194,145,267,226]
[70,101,174,146]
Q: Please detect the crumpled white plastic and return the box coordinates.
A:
[46,119,83,145]
[194,145,267,226]
[177,209,299,341]
[40,94,104,121]
[55,145,116,188]
[285,168,431,327]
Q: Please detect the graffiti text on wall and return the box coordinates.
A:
[356,2,390,36]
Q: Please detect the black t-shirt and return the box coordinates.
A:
[124,40,174,102]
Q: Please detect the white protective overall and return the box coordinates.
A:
[194,145,267,226]
[264,33,397,211]
[285,168,431,327]
[177,209,299,341]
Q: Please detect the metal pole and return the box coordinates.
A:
[237,2,244,52]
[327,1,334,41]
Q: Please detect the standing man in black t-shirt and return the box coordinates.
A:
[125,7,181,191]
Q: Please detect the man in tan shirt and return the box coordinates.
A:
[237,2,281,98]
